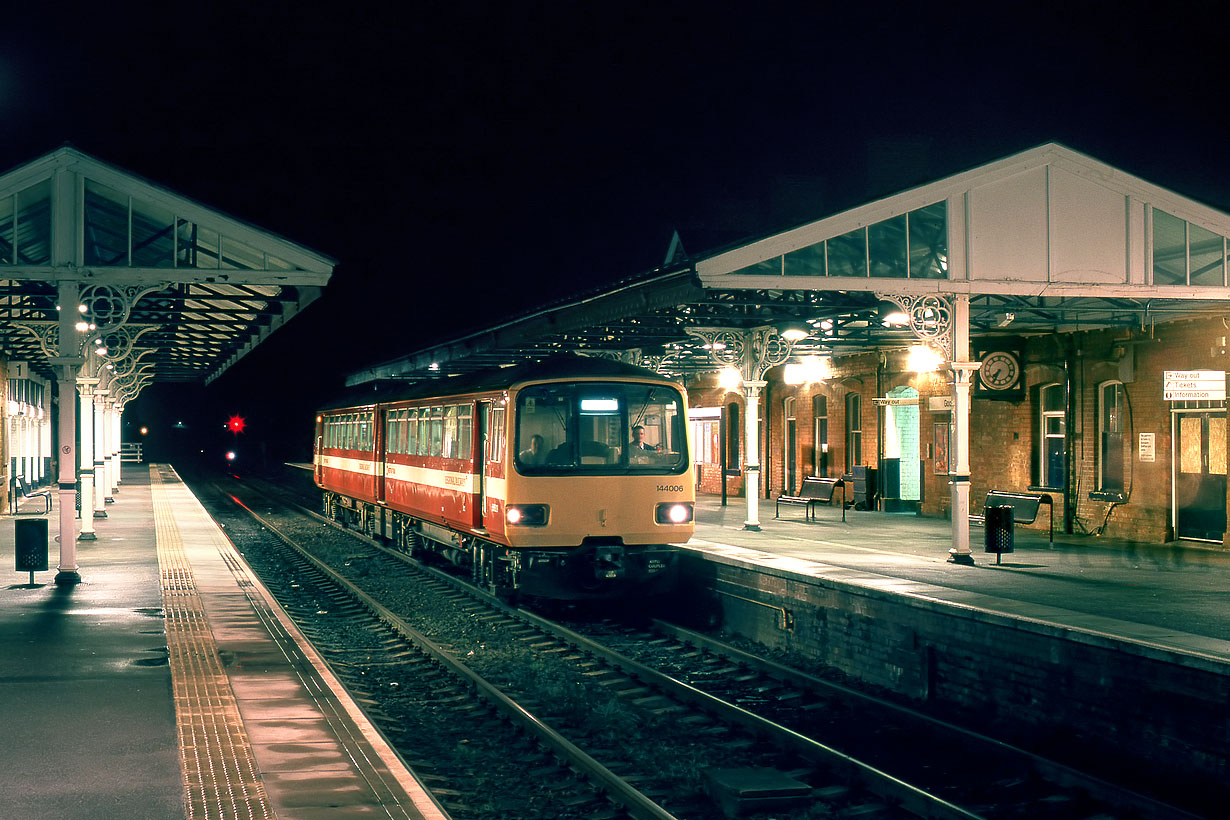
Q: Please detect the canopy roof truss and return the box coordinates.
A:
[355,143,1230,386]
[0,146,334,384]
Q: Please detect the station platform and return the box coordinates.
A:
[0,464,446,820]
[688,494,1230,660]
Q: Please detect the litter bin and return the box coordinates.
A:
[984,505,1014,561]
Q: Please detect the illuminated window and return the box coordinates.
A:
[1039,384,1065,488]
[1099,382,1125,493]
[845,392,862,469]
[813,395,829,476]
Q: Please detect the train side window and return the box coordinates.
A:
[416,409,428,456]
[406,409,418,456]
[489,406,506,461]
[429,406,444,457]
[458,404,473,460]
[386,410,399,455]
[443,406,458,458]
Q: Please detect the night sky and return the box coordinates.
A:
[3,3,1227,464]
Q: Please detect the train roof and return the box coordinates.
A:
[317,354,682,412]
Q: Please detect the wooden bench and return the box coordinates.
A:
[970,490,1053,544]
[13,476,52,514]
[776,477,845,522]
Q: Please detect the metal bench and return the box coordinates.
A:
[13,476,52,515]
[970,490,1053,544]
[776,477,845,522]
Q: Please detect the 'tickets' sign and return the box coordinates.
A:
[1163,370,1226,401]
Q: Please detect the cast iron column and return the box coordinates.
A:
[77,378,98,540]
[687,326,798,531]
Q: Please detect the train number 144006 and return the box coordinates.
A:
[656,484,685,493]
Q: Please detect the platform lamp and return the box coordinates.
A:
[779,322,810,341]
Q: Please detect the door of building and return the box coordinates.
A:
[1173,410,1227,542]
[882,387,921,512]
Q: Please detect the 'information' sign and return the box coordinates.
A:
[1163,370,1226,401]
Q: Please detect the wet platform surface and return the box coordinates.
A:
[687,495,1230,661]
[1,464,446,820]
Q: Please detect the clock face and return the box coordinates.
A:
[979,351,1020,390]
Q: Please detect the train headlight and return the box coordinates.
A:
[655,502,693,525]
[506,504,549,526]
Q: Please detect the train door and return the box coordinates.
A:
[375,407,387,504]
[477,401,490,529]
[314,418,323,484]
[482,402,505,532]
[1173,409,1227,542]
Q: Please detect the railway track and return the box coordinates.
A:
[199,473,1201,820]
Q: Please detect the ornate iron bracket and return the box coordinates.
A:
[874,292,954,361]
[685,326,797,381]
[80,283,172,336]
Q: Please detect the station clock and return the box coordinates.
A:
[974,340,1025,399]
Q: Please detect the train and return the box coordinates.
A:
[313,355,695,601]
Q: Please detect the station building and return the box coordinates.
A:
[359,143,1230,554]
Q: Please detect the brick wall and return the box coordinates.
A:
[689,317,1230,547]
[682,552,1230,800]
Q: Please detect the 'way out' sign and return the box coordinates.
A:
[1163,370,1226,401]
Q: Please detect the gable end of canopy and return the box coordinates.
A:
[0,146,335,383]
[697,142,1230,302]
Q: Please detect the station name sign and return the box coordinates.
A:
[1163,370,1226,401]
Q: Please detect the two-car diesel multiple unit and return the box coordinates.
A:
[314,356,694,601]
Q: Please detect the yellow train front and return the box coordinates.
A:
[491,369,694,600]
[315,357,695,602]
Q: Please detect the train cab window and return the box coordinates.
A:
[515,382,688,475]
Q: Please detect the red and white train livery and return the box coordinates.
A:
[313,356,694,600]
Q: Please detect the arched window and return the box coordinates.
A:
[813,394,829,476]
[845,392,862,470]
[1099,381,1125,493]
[784,396,798,492]
[1039,383,1065,488]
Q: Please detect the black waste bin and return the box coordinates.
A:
[984,505,1014,557]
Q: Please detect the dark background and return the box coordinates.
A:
[4,3,1227,465]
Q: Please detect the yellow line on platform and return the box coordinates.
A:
[152,467,274,820]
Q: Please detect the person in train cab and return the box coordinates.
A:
[519,434,547,466]
[629,425,659,452]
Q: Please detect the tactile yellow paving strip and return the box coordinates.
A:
[152,469,274,820]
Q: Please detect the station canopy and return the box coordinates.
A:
[1,146,334,385]
[352,143,1230,386]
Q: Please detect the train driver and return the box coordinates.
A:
[629,425,660,453]
[519,434,547,466]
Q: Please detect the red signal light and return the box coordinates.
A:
[226,415,246,434]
